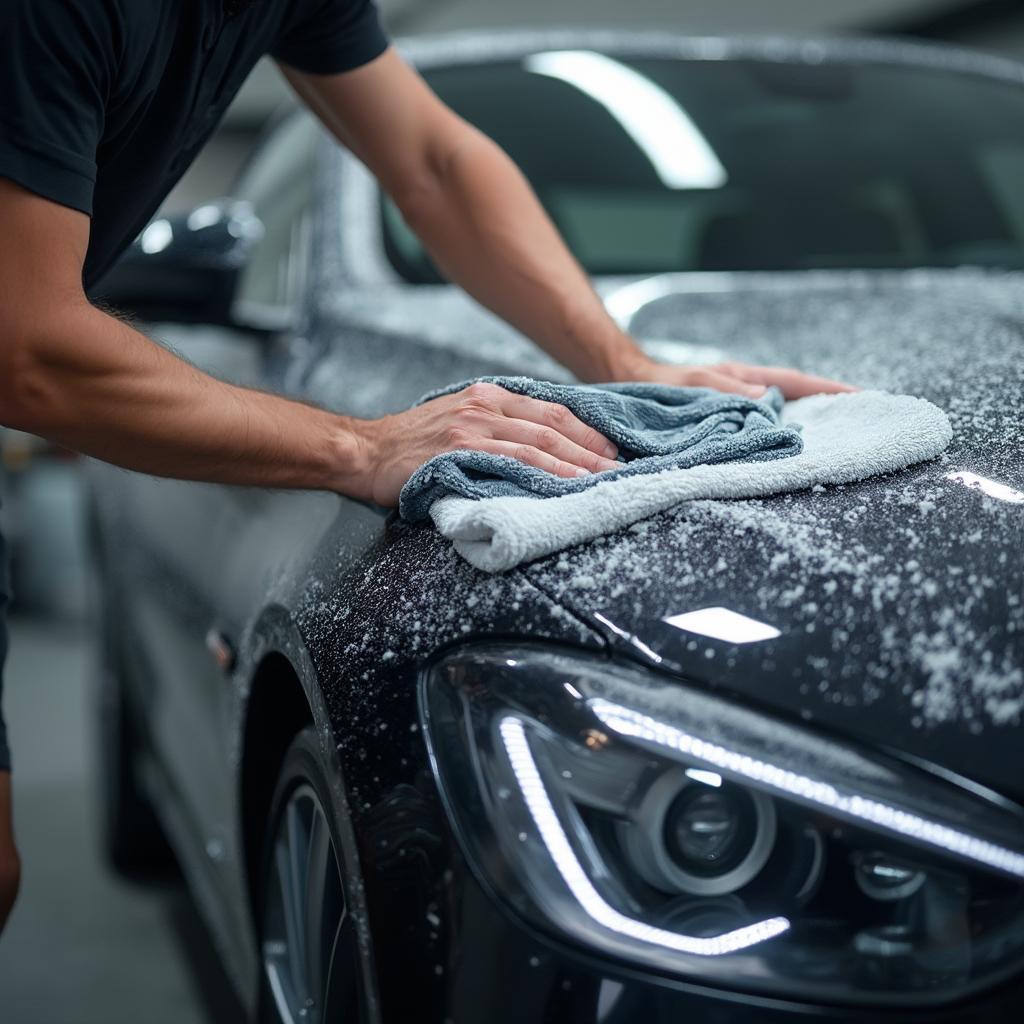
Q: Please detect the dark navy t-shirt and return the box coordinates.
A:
[0,0,389,288]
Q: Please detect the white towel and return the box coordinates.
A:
[429,391,953,573]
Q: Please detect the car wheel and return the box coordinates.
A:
[257,726,365,1024]
[96,614,174,877]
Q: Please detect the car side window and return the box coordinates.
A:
[233,110,320,326]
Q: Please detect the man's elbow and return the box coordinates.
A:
[390,121,489,230]
[390,171,445,237]
[0,324,64,435]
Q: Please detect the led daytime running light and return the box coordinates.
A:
[589,699,1024,881]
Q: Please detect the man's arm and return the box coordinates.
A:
[283,48,853,399]
[0,179,619,506]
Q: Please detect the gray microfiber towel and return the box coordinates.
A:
[430,391,953,572]
[399,377,803,522]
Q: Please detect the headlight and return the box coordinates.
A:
[420,645,1024,1006]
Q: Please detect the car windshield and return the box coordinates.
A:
[381,53,1024,281]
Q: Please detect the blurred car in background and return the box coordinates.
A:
[87,32,1024,1024]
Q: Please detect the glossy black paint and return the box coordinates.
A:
[84,31,1024,1024]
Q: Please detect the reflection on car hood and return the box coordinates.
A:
[517,270,1024,799]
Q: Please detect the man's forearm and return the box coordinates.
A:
[286,53,851,402]
[3,301,366,493]
[396,126,647,382]
[282,51,641,381]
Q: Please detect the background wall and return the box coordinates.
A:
[381,0,964,34]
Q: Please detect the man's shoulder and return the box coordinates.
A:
[0,0,133,46]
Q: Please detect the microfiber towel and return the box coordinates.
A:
[399,377,803,521]
[427,390,953,572]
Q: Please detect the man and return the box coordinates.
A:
[0,0,852,930]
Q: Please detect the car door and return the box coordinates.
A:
[116,111,323,907]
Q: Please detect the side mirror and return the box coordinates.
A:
[91,200,265,327]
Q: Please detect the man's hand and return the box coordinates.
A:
[612,352,858,401]
[347,354,856,507]
[350,381,620,508]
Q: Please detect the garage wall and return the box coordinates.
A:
[382,0,958,35]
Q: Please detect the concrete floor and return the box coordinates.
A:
[0,616,243,1024]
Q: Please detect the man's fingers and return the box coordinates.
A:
[476,439,598,480]
[717,362,858,399]
[494,418,620,473]
[687,368,768,400]
[494,392,619,460]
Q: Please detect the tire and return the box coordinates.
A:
[256,727,367,1024]
[95,576,174,877]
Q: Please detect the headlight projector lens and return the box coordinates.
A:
[622,769,777,896]
[853,851,927,902]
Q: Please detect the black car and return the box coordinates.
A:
[87,31,1024,1024]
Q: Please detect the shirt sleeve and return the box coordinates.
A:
[271,0,390,76]
[0,0,112,216]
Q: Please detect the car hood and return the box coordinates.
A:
[520,270,1024,800]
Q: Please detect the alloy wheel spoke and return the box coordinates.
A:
[284,794,315,1010]
[274,832,306,1009]
[304,807,333,1017]
[322,909,355,1022]
[264,853,300,1023]
[264,782,356,1024]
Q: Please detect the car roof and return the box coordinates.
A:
[396,29,1024,88]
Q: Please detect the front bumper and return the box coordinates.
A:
[439,864,1024,1024]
